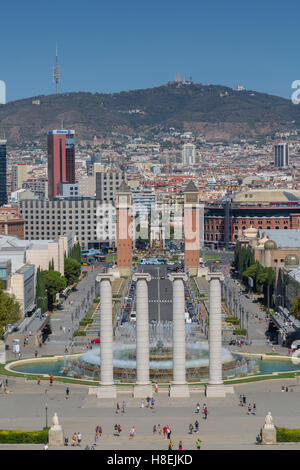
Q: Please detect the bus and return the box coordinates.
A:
[140,258,164,265]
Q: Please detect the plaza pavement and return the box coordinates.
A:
[1,376,300,450]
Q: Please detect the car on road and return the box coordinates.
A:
[91,338,100,344]
[129,311,136,322]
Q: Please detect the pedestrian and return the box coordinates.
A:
[203,407,208,420]
[189,424,193,434]
[146,396,151,408]
[247,404,252,415]
[196,439,201,450]
[129,427,135,439]
[252,404,256,415]
[122,401,126,413]
[77,432,82,446]
[239,394,243,406]
[195,420,199,433]
[35,350,38,358]
[5,379,8,388]
[71,433,77,446]
[281,386,285,392]
[167,426,171,440]
[140,399,144,408]
[178,441,183,450]
[151,397,155,409]
[116,402,120,414]
[50,374,53,386]
[114,424,118,436]
[286,386,289,392]
[153,425,157,435]
[157,424,161,435]
[243,395,246,404]
[155,383,158,393]
[196,402,200,413]
[163,425,167,439]
[37,376,41,385]
[66,387,70,399]
[168,440,173,450]
[117,424,122,436]
[44,442,49,450]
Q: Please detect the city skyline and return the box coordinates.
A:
[1,0,300,102]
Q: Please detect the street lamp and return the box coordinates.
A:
[44,402,48,429]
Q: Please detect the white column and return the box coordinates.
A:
[206,271,226,397]
[133,273,152,398]
[96,274,116,398]
[168,273,190,398]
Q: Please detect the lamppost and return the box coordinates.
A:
[45,402,48,429]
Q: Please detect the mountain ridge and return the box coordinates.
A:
[1,83,299,146]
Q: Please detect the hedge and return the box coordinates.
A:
[73,330,86,336]
[225,316,240,325]
[276,427,300,442]
[0,428,49,443]
[233,329,247,336]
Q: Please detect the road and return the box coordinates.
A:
[138,265,173,322]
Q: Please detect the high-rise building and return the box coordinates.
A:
[11,164,28,191]
[95,169,123,202]
[0,140,7,207]
[274,143,289,168]
[182,143,196,166]
[47,130,75,199]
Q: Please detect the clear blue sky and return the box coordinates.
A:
[1,0,300,101]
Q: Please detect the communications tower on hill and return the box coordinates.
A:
[53,42,60,94]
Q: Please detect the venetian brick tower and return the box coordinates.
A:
[184,180,200,275]
[116,181,133,276]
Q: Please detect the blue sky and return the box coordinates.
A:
[1,0,300,101]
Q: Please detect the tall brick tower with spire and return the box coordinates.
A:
[116,181,133,275]
[184,180,200,275]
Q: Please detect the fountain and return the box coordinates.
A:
[70,322,252,382]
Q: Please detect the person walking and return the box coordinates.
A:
[189,424,194,434]
[153,425,157,435]
[252,404,257,415]
[247,404,252,415]
[66,387,70,399]
[196,439,201,450]
[167,426,171,440]
[168,441,173,450]
[154,383,158,393]
[178,441,183,450]
[163,425,167,439]
[37,376,41,385]
[195,403,200,414]
[151,397,155,409]
[77,432,82,446]
[146,396,151,408]
[50,374,53,386]
[71,433,77,446]
[195,420,199,433]
[122,401,126,413]
[140,399,144,408]
[157,424,161,436]
[116,402,120,414]
[203,407,208,420]
[117,424,122,436]
[129,427,135,439]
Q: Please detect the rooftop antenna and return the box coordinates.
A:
[53,42,60,94]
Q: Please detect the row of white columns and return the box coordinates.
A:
[96,271,228,399]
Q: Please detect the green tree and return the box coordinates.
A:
[291,290,300,320]
[35,267,47,314]
[0,281,21,338]
[64,257,81,286]
[42,270,67,309]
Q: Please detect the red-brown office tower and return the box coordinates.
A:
[184,180,200,275]
[47,130,75,199]
[116,181,132,275]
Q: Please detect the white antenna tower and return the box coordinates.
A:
[53,42,60,94]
